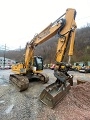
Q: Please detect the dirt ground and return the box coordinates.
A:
[0,69,90,120]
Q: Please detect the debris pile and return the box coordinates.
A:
[38,82,90,120]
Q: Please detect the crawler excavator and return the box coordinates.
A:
[10,8,77,106]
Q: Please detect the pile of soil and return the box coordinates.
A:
[38,82,90,120]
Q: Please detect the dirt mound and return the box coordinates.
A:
[38,82,90,120]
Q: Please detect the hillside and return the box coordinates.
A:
[34,26,90,63]
[0,26,90,64]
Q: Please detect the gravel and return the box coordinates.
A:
[38,82,90,120]
[0,69,90,120]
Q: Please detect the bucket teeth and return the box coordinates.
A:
[40,82,71,108]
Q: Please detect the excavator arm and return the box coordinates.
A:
[56,11,76,63]
[40,8,77,108]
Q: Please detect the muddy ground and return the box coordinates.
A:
[0,69,90,120]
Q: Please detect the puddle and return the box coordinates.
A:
[0,77,9,85]
[5,104,14,114]
[0,79,5,84]
[1,84,8,86]
[0,100,4,104]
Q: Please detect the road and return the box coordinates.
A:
[0,69,90,120]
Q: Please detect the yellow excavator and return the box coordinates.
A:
[10,8,77,107]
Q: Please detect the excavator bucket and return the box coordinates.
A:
[40,81,71,108]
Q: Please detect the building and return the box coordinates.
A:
[0,57,16,69]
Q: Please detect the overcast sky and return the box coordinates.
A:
[0,0,90,50]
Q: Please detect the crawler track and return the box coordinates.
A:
[9,73,49,92]
[9,74,29,91]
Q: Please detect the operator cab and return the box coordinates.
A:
[33,56,43,71]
